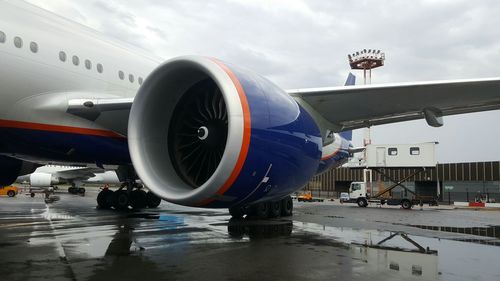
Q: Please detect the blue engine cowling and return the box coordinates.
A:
[128,56,322,208]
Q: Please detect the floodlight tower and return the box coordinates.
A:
[348,49,385,85]
[348,49,385,146]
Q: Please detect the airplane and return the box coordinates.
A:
[16,164,121,194]
[1,0,500,218]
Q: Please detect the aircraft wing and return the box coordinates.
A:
[288,77,500,131]
[54,167,104,181]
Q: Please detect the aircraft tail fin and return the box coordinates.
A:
[339,73,356,141]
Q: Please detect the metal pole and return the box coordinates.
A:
[448,191,451,205]
[466,188,469,202]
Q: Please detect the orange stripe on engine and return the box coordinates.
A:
[196,59,252,206]
[321,148,341,161]
[0,119,125,138]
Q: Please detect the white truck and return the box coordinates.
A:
[347,181,438,209]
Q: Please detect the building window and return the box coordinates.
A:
[388,147,398,156]
[14,36,23,48]
[59,51,67,62]
[410,147,420,155]
[118,70,124,80]
[97,63,103,73]
[138,77,143,85]
[129,74,134,83]
[85,59,92,70]
[0,31,5,43]
[29,41,38,53]
[72,55,80,66]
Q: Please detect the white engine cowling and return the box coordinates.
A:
[30,172,59,187]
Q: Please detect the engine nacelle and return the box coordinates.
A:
[128,56,322,208]
[30,172,59,187]
[0,156,37,186]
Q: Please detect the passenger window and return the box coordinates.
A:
[129,74,134,83]
[118,71,124,80]
[97,63,103,73]
[14,36,23,48]
[30,42,38,53]
[388,147,398,156]
[85,59,92,70]
[0,31,5,43]
[59,51,67,62]
[72,55,79,66]
[410,147,420,155]
[138,77,143,85]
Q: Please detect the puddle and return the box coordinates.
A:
[294,221,500,281]
[408,224,500,239]
[227,218,293,239]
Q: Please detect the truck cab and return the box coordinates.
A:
[348,182,369,207]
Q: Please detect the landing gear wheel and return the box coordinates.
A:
[30,192,35,198]
[268,201,281,218]
[146,191,161,208]
[130,190,147,209]
[401,200,412,210]
[78,187,86,195]
[357,198,368,208]
[251,202,269,219]
[7,190,15,197]
[229,206,245,219]
[113,190,129,210]
[281,196,293,217]
[97,189,114,209]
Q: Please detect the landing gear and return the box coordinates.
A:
[229,195,294,219]
[96,181,161,210]
[68,185,85,195]
[146,191,161,208]
[97,188,114,209]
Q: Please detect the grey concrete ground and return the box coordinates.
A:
[0,188,499,281]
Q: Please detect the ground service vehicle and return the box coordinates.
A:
[297,191,324,202]
[0,186,18,197]
[348,181,438,209]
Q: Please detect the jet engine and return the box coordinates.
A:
[29,172,59,187]
[128,56,322,208]
[0,156,37,186]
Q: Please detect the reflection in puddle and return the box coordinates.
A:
[408,224,500,246]
[352,231,439,279]
[228,218,293,239]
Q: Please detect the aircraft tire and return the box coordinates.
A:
[229,206,245,219]
[268,201,281,218]
[146,191,161,208]
[97,189,113,209]
[130,190,147,209]
[281,196,293,217]
[78,188,86,194]
[7,190,15,197]
[113,190,129,210]
[251,202,269,219]
[30,192,35,198]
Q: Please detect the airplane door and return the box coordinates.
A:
[376,147,386,166]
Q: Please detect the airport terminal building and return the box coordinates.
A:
[304,161,500,203]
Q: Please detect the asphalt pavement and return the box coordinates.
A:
[0,188,499,281]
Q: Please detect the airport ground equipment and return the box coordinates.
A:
[348,143,439,209]
[297,191,324,202]
[0,185,18,197]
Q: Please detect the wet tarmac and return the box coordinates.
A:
[1,190,500,281]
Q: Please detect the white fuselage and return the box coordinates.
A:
[0,0,158,128]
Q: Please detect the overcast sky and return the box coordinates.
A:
[27,0,500,163]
